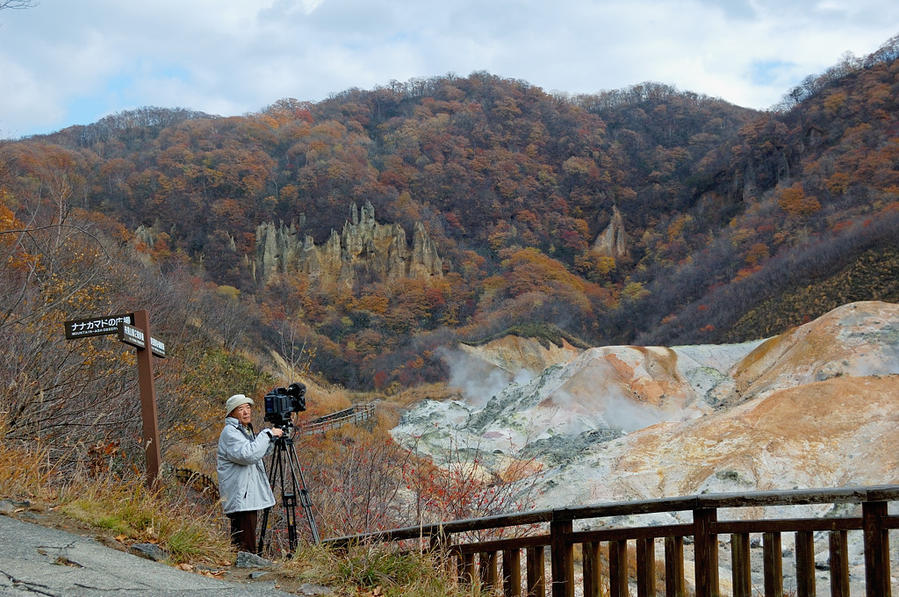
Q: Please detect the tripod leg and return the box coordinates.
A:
[286,442,321,545]
[258,442,282,554]
[257,506,271,554]
[283,487,298,552]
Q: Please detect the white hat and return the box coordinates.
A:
[225,394,254,416]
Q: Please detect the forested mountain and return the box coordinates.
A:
[2,35,897,393]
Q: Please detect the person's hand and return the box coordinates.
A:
[269,427,284,438]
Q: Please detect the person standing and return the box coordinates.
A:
[216,394,283,553]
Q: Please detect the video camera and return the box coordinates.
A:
[263,382,307,427]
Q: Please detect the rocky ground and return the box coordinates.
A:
[0,499,333,596]
[391,301,899,585]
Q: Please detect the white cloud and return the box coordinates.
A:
[1,0,897,138]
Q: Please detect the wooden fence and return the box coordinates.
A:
[326,485,899,597]
[298,401,376,436]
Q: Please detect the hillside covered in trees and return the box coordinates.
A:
[2,34,898,397]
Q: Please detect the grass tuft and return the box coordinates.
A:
[0,433,59,499]
[282,542,479,597]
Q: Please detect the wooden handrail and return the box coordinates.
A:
[325,485,899,545]
[324,485,899,597]
[298,401,376,436]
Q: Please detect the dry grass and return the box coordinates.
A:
[0,436,59,500]
[384,381,460,408]
[0,431,231,567]
[1,418,487,595]
[281,542,482,597]
[60,478,232,565]
[0,431,474,595]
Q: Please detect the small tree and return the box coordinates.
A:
[297,427,412,537]
[777,183,821,217]
[402,435,544,541]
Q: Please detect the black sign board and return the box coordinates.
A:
[118,323,166,358]
[149,337,166,358]
[64,313,135,339]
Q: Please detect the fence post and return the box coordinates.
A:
[693,508,719,597]
[665,535,685,597]
[460,552,475,585]
[636,537,655,597]
[526,546,545,597]
[481,551,498,592]
[550,516,574,597]
[582,541,601,597]
[503,548,522,597]
[795,530,815,597]
[829,530,849,597]
[863,500,891,597]
[609,540,628,597]
[731,533,751,597]
[762,532,783,597]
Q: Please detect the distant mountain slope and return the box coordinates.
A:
[2,35,897,389]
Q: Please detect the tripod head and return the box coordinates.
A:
[270,422,295,446]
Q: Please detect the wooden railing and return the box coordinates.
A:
[326,485,899,597]
[298,402,376,436]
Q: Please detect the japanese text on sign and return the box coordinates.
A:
[150,337,166,357]
[64,314,134,339]
[118,323,166,358]
[121,324,145,347]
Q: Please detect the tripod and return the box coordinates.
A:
[258,425,320,554]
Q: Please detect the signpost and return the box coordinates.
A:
[63,309,166,487]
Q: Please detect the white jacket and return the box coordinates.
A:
[216,417,276,514]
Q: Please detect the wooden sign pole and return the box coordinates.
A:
[133,309,162,488]
[64,310,166,488]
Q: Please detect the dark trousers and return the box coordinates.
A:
[227,510,258,553]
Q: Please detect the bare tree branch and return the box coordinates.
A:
[0,1,37,9]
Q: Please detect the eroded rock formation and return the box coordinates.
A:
[255,201,443,289]
[592,205,628,260]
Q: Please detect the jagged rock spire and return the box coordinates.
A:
[592,205,629,260]
[254,201,443,289]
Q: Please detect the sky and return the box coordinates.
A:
[1,0,897,139]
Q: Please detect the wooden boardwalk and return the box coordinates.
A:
[298,402,376,436]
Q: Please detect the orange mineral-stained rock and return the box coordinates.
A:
[393,301,899,515]
[731,301,899,403]
[607,375,899,501]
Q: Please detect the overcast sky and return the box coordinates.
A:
[1,0,896,139]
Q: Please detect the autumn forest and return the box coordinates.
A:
[1,34,898,469]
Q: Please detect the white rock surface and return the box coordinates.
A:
[392,301,899,519]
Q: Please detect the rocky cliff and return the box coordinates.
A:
[254,201,443,289]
